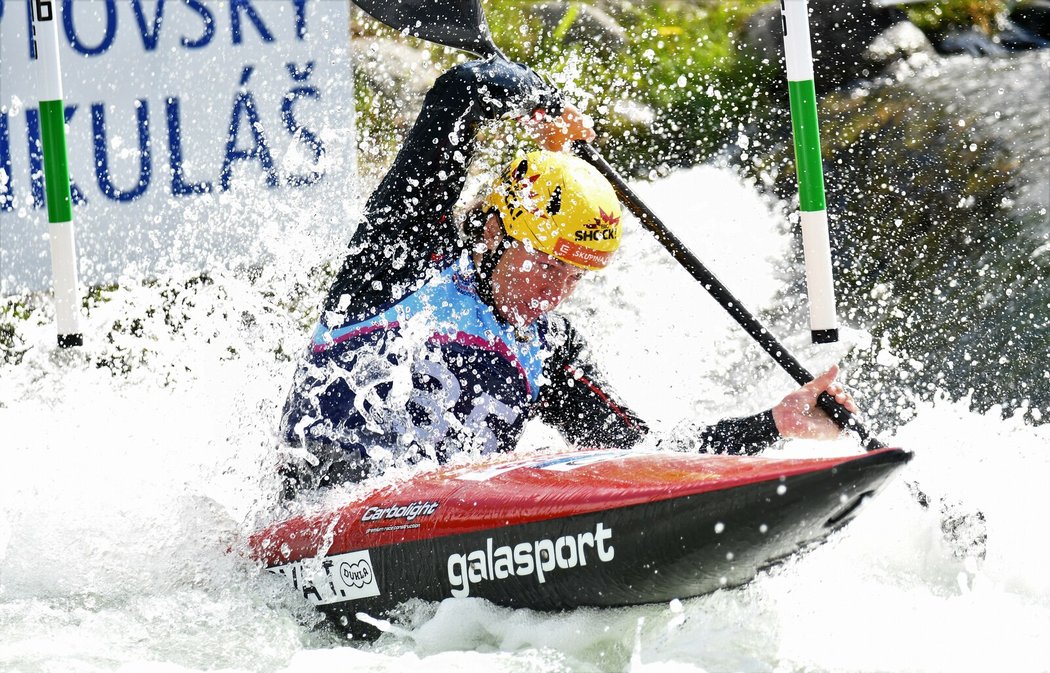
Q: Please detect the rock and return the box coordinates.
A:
[864,20,937,67]
[740,0,907,93]
[529,2,628,52]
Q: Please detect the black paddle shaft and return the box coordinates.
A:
[573,142,886,451]
[350,0,504,58]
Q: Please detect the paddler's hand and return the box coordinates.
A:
[527,103,596,152]
[772,365,859,440]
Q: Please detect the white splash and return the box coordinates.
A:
[1,164,1047,673]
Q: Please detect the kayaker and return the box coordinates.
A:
[277,58,857,497]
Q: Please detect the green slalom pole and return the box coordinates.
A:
[31,0,82,347]
[781,0,838,345]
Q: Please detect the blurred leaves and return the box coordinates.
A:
[352,0,773,176]
[905,0,1009,36]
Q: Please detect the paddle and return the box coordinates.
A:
[350,0,503,58]
[349,0,886,451]
[575,143,884,450]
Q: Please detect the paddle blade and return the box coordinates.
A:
[351,0,500,57]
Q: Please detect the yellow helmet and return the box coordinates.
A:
[484,151,623,271]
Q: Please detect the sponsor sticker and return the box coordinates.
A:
[269,549,380,606]
[361,500,440,534]
[446,522,615,598]
[552,238,614,269]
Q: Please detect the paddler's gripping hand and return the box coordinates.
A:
[772,365,860,440]
[458,57,590,152]
[526,103,596,152]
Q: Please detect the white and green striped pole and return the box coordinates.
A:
[30,0,83,347]
[780,0,838,344]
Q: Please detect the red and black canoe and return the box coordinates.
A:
[250,447,911,632]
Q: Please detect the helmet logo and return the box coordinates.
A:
[547,186,562,216]
[506,166,554,221]
[574,207,620,244]
[586,208,621,230]
[512,158,529,182]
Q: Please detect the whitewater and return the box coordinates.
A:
[2,155,1049,672]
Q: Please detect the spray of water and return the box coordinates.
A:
[1,165,1047,673]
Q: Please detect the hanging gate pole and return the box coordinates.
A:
[31,0,83,347]
[780,0,838,345]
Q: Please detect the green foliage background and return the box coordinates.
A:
[905,0,1009,36]
[353,1,774,177]
[352,0,1013,179]
[485,0,774,174]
